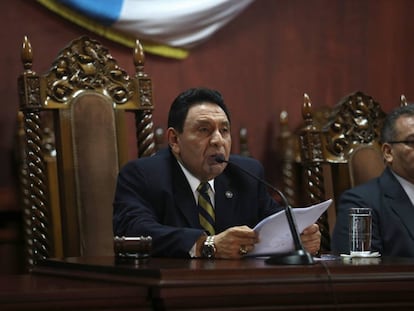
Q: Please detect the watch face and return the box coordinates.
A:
[202,244,215,259]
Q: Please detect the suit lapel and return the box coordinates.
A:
[214,173,238,230]
[169,156,201,229]
[381,168,414,240]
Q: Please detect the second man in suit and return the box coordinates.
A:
[332,104,414,256]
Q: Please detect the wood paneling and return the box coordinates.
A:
[3,0,414,184]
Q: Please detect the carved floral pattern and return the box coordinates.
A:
[45,36,134,105]
[323,92,386,159]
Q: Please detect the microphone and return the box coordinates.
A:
[215,155,315,265]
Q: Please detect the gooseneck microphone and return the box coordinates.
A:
[215,155,315,265]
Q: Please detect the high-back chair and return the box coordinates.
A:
[17,36,156,267]
[277,110,301,206]
[298,91,386,251]
[278,100,332,207]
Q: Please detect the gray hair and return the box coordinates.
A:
[381,104,414,143]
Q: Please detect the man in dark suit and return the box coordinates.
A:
[332,104,414,256]
[113,87,320,258]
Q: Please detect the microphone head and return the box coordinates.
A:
[214,154,226,163]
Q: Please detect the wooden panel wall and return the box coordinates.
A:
[4,1,414,186]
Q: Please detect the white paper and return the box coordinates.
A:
[248,199,332,256]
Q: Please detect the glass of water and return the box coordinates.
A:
[349,207,372,256]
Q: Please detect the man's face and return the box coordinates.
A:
[383,115,414,183]
[168,102,231,181]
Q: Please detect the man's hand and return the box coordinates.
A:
[300,223,321,255]
[214,226,259,259]
[198,223,320,259]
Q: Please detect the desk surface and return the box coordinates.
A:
[26,255,414,310]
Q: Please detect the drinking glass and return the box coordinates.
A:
[349,207,372,255]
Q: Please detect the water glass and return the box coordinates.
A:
[349,207,372,255]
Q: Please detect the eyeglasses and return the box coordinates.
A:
[387,140,414,147]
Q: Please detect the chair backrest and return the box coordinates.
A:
[17,36,156,267]
[278,99,331,207]
[278,110,301,206]
[297,91,386,250]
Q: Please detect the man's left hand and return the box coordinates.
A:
[300,224,321,255]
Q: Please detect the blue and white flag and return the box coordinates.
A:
[38,0,254,59]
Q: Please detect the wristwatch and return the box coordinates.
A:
[201,235,216,259]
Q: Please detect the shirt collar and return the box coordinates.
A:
[176,160,215,201]
[391,170,414,206]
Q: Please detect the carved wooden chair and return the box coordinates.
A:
[278,110,301,206]
[278,102,331,207]
[297,91,386,251]
[17,36,156,267]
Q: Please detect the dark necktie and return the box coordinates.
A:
[197,182,215,235]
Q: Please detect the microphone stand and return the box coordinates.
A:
[216,156,314,265]
[265,203,315,265]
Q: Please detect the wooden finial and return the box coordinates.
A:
[133,39,145,74]
[400,94,408,106]
[302,93,313,125]
[280,110,288,126]
[21,35,33,71]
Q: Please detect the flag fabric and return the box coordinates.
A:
[38,0,254,59]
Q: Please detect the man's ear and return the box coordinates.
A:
[382,143,393,165]
[167,127,180,154]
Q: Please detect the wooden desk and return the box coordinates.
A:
[20,255,414,310]
[0,273,150,311]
